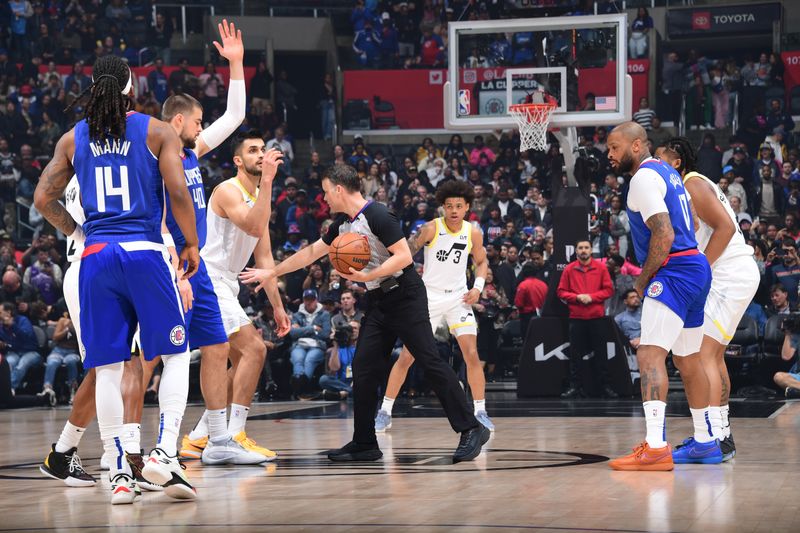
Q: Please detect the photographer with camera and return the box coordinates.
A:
[773,314,800,398]
[319,320,360,401]
[767,238,800,306]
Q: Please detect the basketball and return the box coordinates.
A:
[329,232,371,273]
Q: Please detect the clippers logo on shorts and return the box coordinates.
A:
[647,281,664,298]
[170,325,186,346]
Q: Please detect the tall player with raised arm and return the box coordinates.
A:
[33,54,199,503]
[180,129,290,464]
[605,122,712,471]
[374,180,493,432]
[657,137,759,462]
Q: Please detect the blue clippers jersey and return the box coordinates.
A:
[72,112,163,242]
[165,148,207,252]
[627,158,698,265]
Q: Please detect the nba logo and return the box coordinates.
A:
[458,90,470,115]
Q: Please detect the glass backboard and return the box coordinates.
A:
[445,14,631,130]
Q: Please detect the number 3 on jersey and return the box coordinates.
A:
[678,192,691,231]
[95,165,131,212]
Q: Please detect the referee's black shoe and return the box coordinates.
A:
[327,441,383,462]
[453,425,491,463]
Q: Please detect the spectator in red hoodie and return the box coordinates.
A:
[556,239,617,399]
[515,263,548,339]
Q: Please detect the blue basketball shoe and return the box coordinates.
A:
[672,437,723,464]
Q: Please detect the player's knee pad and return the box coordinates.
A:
[159,350,190,412]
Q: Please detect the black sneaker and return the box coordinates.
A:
[327,441,383,462]
[453,425,491,463]
[39,444,96,487]
[603,386,619,399]
[560,386,581,399]
[127,452,163,492]
[720,434,736,462]
[322,389,343,401]
[786,387,800,399]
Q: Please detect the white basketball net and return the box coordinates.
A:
[509,99,557,152]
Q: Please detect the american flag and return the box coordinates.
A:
[595,96,617,111]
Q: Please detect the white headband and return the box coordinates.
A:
[92,66,133,95]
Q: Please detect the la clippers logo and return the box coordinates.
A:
[170,325,186,346]
[692,11,711,30]
[647,281,664,298]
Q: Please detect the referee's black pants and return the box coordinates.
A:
[353,271,478,445]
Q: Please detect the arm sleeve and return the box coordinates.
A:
[197,79,246,152]
[368,205,405,249]
[321,216,344,245]
[627,167,668,221]
[556,267,578,303]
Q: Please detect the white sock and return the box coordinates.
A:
[708,406,723,440]
[188,410,209,440]
[156,351,190,456]
[228,403,249,436]
[473,399,486,415]
[207,408,228,443]
[643,400,667,448]
[720,404,731,439]
[55,421,86,453]
[690,406,714,443]
[96,362,129,477]
[121,423,141,455]
[380,396,395,415]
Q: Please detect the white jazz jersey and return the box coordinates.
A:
[683,171,753,265]
[684,171,759,345]
[201,178,260,278]
[65,176,86,263]
[422,217,473,293]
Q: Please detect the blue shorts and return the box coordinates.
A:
[79,240,187,368]
[185,259,228,350]
[645,253,711,329]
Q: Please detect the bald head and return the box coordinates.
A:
[2,270,20,290]
[607,121,651,175]
[610,122,648,143]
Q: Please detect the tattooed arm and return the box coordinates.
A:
[33,129,77,236]
[408,220,435,255]
[633,212,674,297]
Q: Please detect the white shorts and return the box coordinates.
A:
[207,267,251,337]
[640,298,703,356]
[428,289,477,337]
[704,255,760,345]
[63,261,86,361]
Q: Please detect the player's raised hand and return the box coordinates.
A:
[212,19,244,64]
[180,244,200,279]
[260,148,284,182]
[239,267,276,293]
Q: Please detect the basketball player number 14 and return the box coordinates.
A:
[95,165,131,212]
[678,193,691,231]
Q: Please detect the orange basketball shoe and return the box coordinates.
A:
[609,442,674,471]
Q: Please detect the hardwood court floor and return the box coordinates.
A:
[1,396,799,533]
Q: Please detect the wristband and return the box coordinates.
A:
[473,277,485,292]
[162,233,175,248]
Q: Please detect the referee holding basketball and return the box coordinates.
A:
[241,165,489,462]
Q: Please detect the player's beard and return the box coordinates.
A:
[244,162,262,177]
[615,151,635,174]
[182,133,196,150]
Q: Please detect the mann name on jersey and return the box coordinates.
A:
[88,138,132,158]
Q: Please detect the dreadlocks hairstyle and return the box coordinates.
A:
[435,179,475,205]
[66,55,131,142]
[663,136,698,174]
